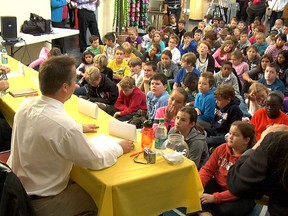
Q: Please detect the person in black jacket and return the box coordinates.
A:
[205,85,243,149]
[74,66,119,105]
[227,124,288,216]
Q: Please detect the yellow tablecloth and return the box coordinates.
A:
[1,57,204,216]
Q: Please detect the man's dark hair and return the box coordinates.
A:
[39,56,76,95]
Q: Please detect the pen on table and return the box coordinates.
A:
[130,150,144,157]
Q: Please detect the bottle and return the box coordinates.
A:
[141,120,153,149]
[0,43,8,97]
[1,46,8,66]
[154,118,167,150]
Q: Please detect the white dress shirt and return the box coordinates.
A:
[8,96,123,196]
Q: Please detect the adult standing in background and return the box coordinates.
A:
[268,0,287,30]
[75,0,102,52]
[163,0,184,22]
[246,0,267,24]
[51,0,69,53]
[7,56,135,215]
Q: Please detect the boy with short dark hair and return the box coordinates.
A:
[146,73,169,119]
[141,43,160,65]
[103,32,120,61]
[237,31,251,51]
[86,35,104,55]
[258,63,285,93]
[175,19,187,42]
[183,72,199,106]
[179,31,197,56]
[140,61,158,94]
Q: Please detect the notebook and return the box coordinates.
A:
[8,88,38,97]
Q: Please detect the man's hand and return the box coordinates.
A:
[195,108,201,116]
[0,65,10,73]
[200,193,215,204]
[0,80,9,91]
[118,140,135,153]
[82,124,99,133]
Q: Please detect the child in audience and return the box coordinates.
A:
[140,61,158,94]
[103,32,120,61]
[173,52,201,88]
[197,21,205,32]
[179,32,197,56]
[251,91,288,140]
[193,29,202,44]
[249,25,264,44]
[194,72,216,125]
[245,82,269,116]
[271,19,283,34]
[105,76,147,121]
[164,35,181,64]
[107,46,130,83]
[213,40,235,68]
[243,45,260,70]
[204,30,221,55]
[126,27,142,52]
[76,50,95,82]
[265,29,278,45]
[237,21,247,32]
[162,27,174,47]
[146,31,165,57]
[168,14,178,32]
[206,85,243,148]
[175,19,186,43]
[75,66,119,106]
[258,63,285,93]
[157,50,179,85]
[121,42,136,62]
[254,32,269,56]
[183,72,199,106]
[128,57,143,87]
[233,27,241,41]
[196,40,215,73]
[153,88,188,132]
[169,107,209,169]
[141,43,160,65]
[217,29,229,45]
[237,31,251,51]
[93,54,113,80]
[141,26,156,51]
[86,35,104,55]
[265,33,288,61]
[146,73,169,119]
[275,50,288,96]
[199,121,256,216]
[228,17,238,31]
[230,50,249,87]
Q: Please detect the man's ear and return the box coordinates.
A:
[62,83,69,93]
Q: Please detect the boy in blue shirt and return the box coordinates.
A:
[173,52,201,89]
[194,72,216,126]
[146,73,169,119]
[258,63,285,93]
[179,32,197,56]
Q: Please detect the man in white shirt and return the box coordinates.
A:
[7,56,135,215]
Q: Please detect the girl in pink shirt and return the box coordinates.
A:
[212,40,235,68]
[230,50,249,87]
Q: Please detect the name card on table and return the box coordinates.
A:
[78,98,98,119]
[109,119,137,142]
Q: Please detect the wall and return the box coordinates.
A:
[0,0,51,64]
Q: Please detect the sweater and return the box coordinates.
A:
[199,143,241,204]
[169,127,209,169]
[227,132,288,216]
[194,87,216,122]
[114,87,147,116]
[250,108,288,140]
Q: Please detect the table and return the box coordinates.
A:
[8,27,79,56]
[0,57,204,216]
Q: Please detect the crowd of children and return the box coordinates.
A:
[32,10,288,216]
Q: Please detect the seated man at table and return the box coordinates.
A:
[7,56,135,215]
[0,64,11,151]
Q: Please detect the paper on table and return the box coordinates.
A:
[109,118,137,142]
[7,71,24,78]
[78,98,98,119]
